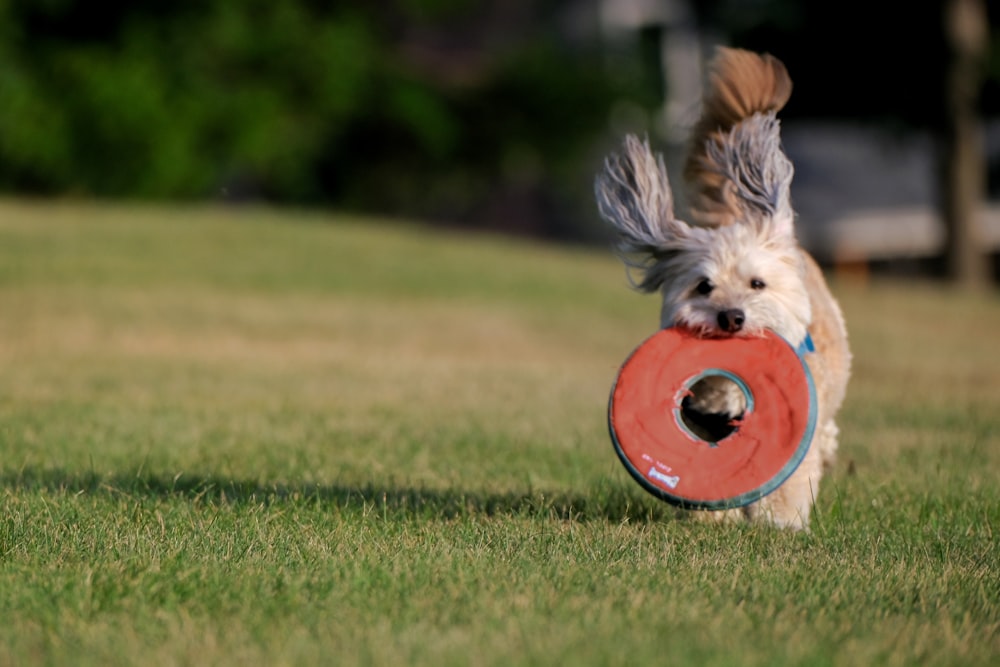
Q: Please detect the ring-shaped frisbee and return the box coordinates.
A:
[608,328,817,509]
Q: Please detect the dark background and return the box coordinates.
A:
[1,0,997,249]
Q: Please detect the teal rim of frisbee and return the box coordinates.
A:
[607,329,818,511]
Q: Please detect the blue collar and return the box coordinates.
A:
[796,332,815,356]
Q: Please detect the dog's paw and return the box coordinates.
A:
[689,508,747,525]
[684,375,747,415]
[680,375,746,441]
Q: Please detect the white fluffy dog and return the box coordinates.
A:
[595,47,851,529]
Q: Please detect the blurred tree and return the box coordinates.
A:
[942,0,990,287]
[329,1,635,239]
[0,0,645,240]
[0,2,379,199]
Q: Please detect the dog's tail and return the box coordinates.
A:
[683,47,794,229]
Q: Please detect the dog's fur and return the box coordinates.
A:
[595,47,851,530]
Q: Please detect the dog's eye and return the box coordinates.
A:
[695,279,714,296]
[750,278,766,290]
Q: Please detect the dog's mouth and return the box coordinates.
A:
[674,323,761,340]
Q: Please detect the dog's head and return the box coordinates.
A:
[594,134,810,345]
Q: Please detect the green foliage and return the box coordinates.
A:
[0,1,642,235]
[0,2,384,200]
[0,201,997,665]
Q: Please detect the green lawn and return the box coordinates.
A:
[0,200,996,666]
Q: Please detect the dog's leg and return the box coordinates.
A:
[683,375,748,417]
[816,420,840,473]
[747,422,831,530]
[690,507,749,525]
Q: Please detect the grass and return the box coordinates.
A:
[0,199,996,666]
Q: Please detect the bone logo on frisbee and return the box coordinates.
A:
[608,328,817,509]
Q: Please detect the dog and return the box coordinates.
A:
[594,47,851,530]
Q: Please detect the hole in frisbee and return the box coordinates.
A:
[676,371,753,445]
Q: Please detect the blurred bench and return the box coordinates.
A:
[799,205,1000,265]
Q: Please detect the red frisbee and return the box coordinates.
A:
[608,328,817,509]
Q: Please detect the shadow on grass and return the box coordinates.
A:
[0,466,679,524]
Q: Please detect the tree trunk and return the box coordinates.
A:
[942,0,990,287]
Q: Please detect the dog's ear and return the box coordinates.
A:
[595,135,691,292]
[703,114,796,240]
[685,48,796,238]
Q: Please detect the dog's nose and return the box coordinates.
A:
[717,309,745,333]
